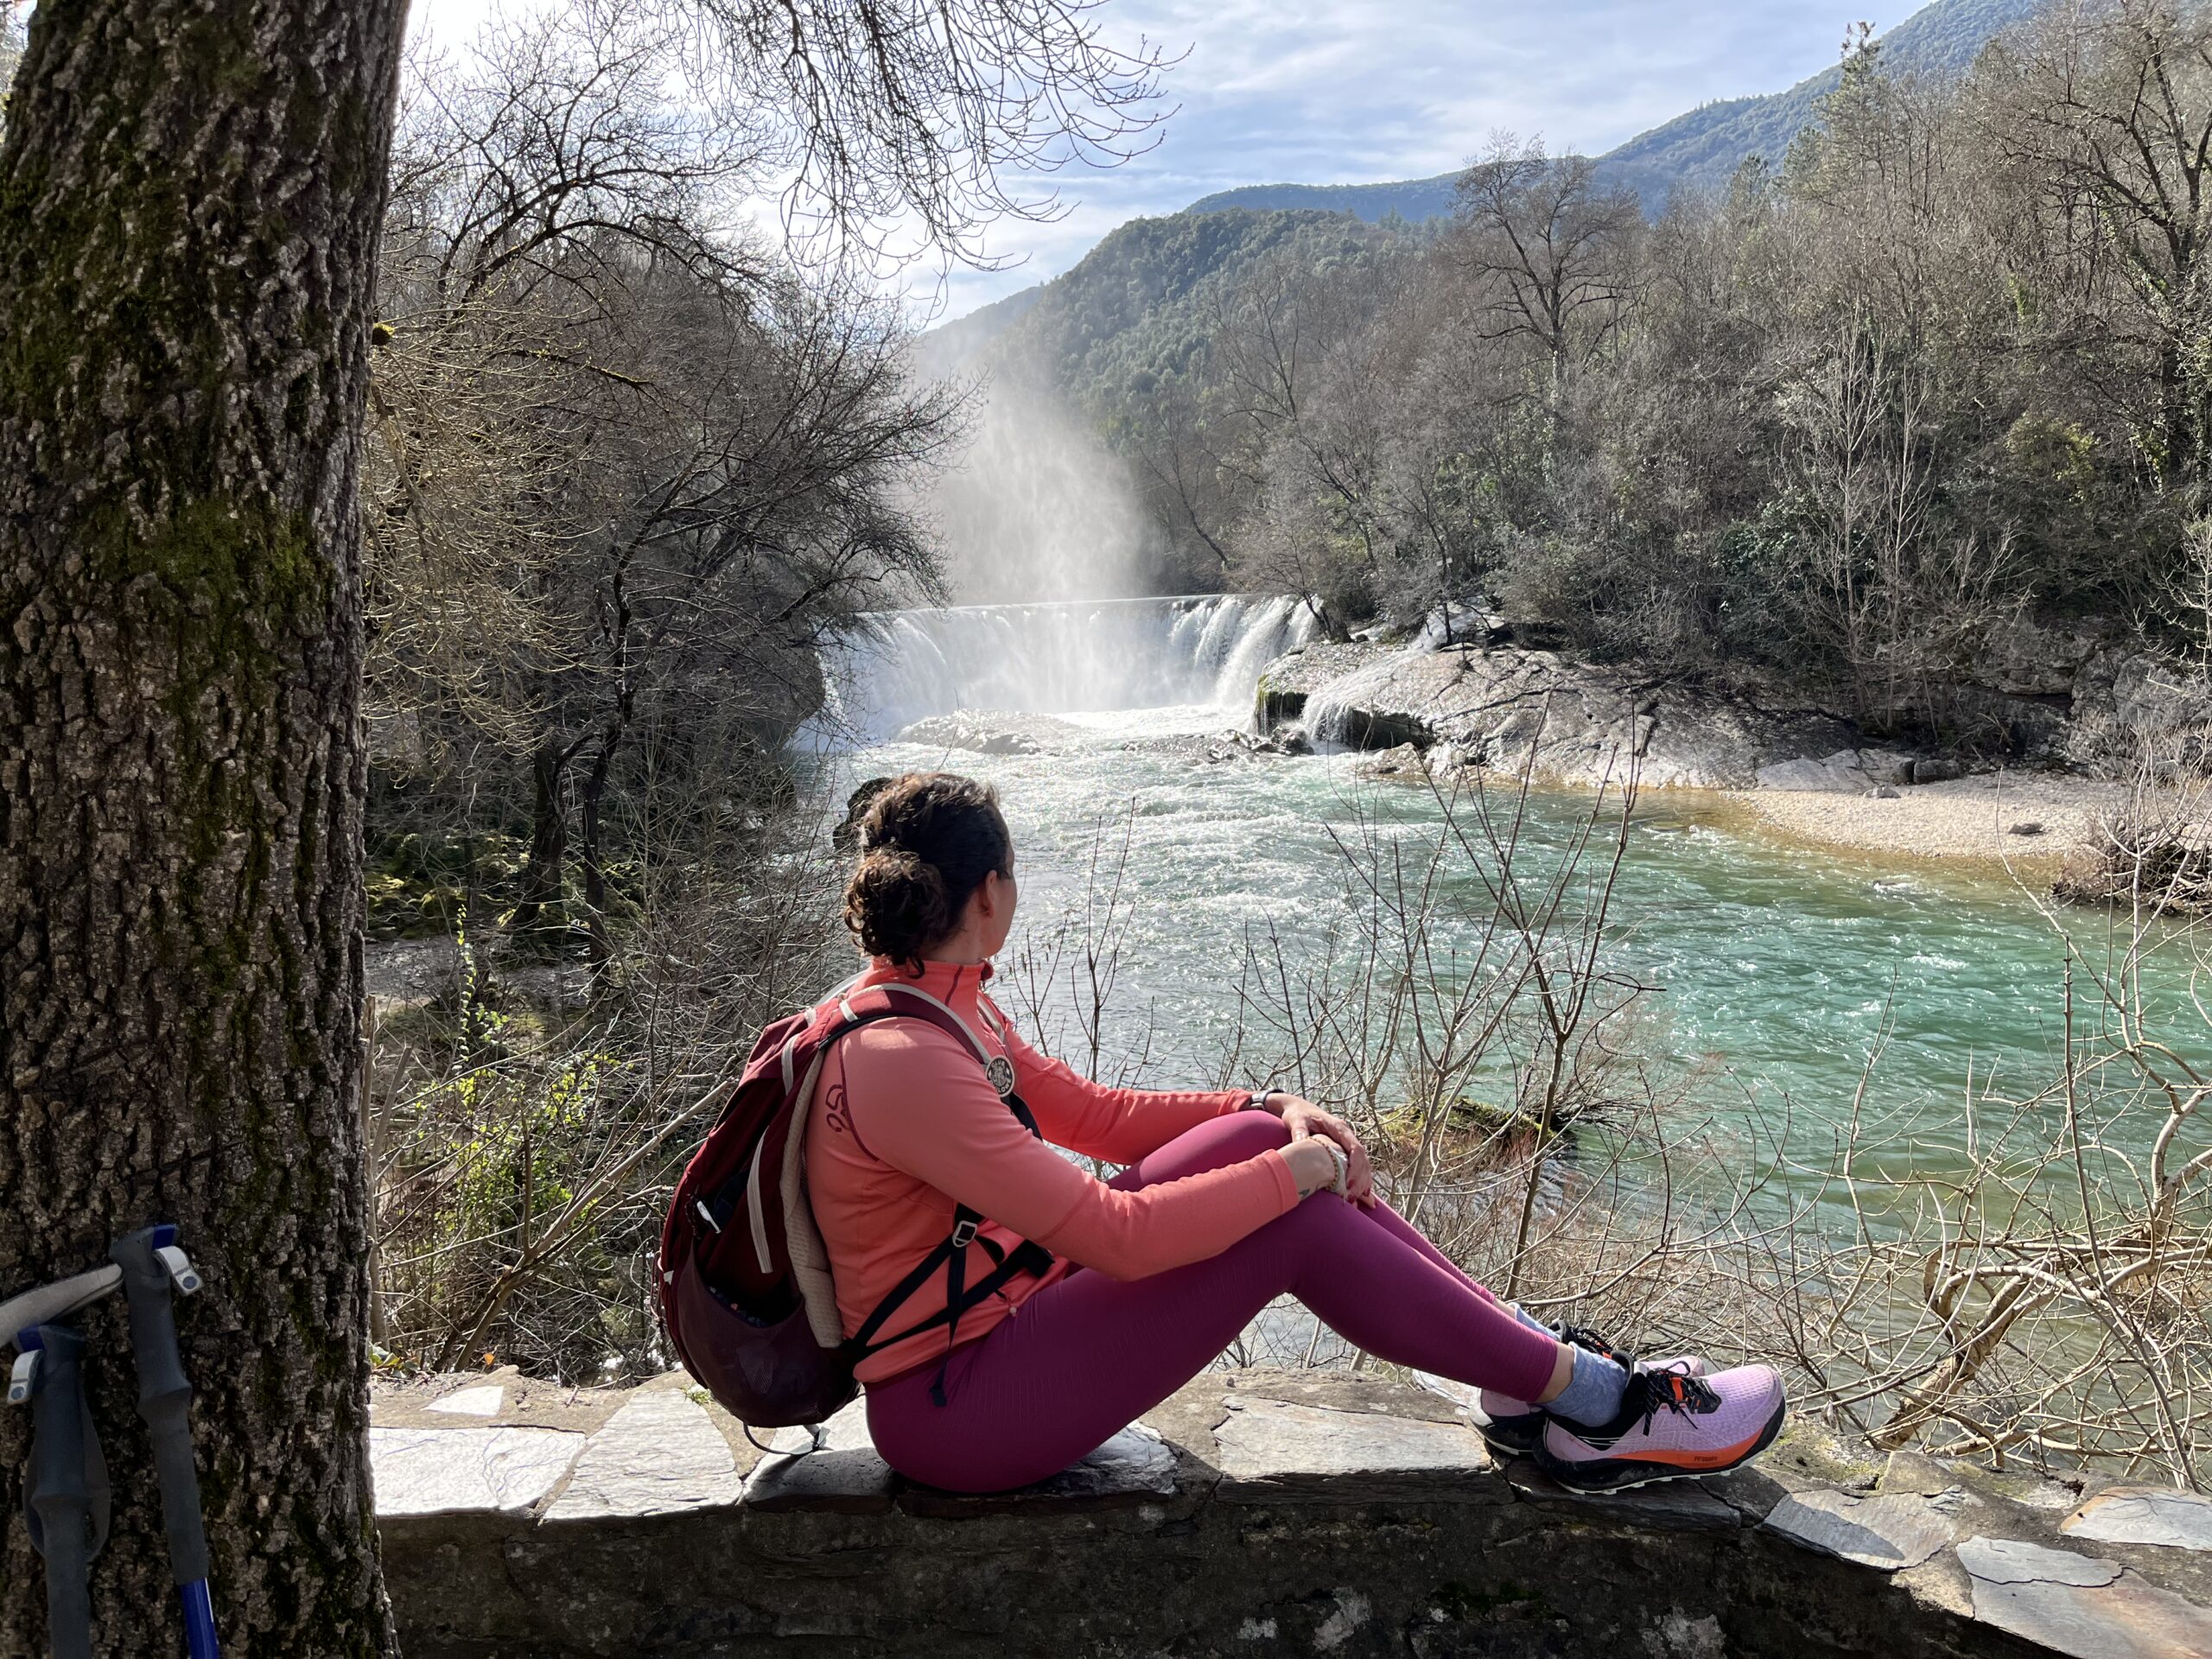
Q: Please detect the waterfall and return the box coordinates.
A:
[810,594,1319,745]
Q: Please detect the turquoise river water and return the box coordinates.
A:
[806,600,2210,1227]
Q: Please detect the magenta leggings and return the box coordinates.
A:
[864,1113,1562,1492]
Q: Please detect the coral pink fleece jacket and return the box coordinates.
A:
[808,957,1300,1384]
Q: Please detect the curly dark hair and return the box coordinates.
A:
[842,772,1014,973]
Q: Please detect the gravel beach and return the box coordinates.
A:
[1733,772,2129,866]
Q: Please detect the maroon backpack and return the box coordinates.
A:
[657,980,1052,1428]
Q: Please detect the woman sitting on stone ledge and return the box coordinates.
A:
[812,771,1787,1496]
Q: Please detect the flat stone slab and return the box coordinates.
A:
[1767,1489,1959,1570]
[744,1397,896,1514]
[902,1423,1181,1517]
[426,1384,504,1418]
[1211,1395,1497,1502]
[1960,1535,2212,1659]
[372,1367,629,1435]
[372,1426,584,1517]
[543,1387,745,1522]
[2064,1487,2212,1552]
[372,1365,2212,1659]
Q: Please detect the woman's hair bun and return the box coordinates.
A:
[842,772,1014,973]
[844,846,952,968]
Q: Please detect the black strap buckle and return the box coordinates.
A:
[950,1217,978,1250]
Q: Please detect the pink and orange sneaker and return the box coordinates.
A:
[1475,1325,1708,1457]
[1536,1363,1787,1492]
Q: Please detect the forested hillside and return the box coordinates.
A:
[963,3,2212,752]
[993,210,1424,415]
[952,0,2044,373]
[1184,175,1459,222]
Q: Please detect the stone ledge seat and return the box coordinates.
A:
[372,1365,2212,1658]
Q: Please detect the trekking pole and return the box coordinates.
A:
[111,1226,219,1659]
[7,1323,111,1659]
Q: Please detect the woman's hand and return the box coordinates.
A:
[1266,1094,1375,1207]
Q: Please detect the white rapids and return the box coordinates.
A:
[809,594,1320,743]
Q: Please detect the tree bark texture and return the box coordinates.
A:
[0,3,408,1655]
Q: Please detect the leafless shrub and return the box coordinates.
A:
[367,780,846,1380]
[1007,737,2212,1486]
[2056,803,2212,916]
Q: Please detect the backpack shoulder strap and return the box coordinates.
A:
[819,984,1055,1382]
[841,982,995,1066]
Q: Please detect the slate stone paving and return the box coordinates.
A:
[372,1365,2212,1657]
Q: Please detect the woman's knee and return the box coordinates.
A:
[1159,1110,1282,1176]
[1123,1110,1290,1186]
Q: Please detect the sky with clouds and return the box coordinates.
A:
[413,1,1924,320]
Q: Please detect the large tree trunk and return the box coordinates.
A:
[0,3,408,1656]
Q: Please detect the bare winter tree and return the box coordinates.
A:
[1453,133,1643,384]
[653,0,1173,269]
[366,7,960,962]
[1980,0,2212,494]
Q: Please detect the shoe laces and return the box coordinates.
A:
[1628,1366,1719,1433]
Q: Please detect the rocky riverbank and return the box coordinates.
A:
[1261,639,1916,791]
[1255,629,2206,867]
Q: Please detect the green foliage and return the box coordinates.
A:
[363,829,532,939]
[1186,175,1461,223]
[990,208,1421,422]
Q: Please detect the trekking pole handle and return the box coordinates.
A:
[110,1227,213,1590]
[23,1323,97,1659]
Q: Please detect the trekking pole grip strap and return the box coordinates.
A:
[112,1229,212,1585]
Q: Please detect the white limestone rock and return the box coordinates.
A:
[372,1426,584,1518]
[2063,1487,2212,1553]
[542,1387,744,1521]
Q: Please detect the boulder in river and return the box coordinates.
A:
[1355,742,1430,781]
[1273,642,1940,792]
[1254,641,1383,730]
[833,777,897,853]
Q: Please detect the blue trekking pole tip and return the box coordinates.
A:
[180,1579,220,1659]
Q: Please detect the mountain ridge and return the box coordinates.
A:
[1185,0,2040,220]
[930,0,2042,359]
